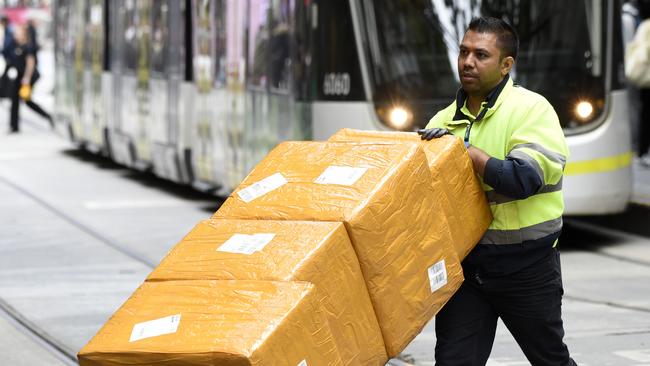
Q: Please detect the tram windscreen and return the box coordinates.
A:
[362,0,608,129]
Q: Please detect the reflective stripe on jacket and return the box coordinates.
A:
[426,76,569,246]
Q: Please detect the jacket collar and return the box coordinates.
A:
[446,74,511,127]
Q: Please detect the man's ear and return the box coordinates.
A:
[500,56,514,76]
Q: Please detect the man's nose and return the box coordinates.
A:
[462,55,475,69]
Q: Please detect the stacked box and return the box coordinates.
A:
[78,280,343,366]
[328,129,492,261]
[147,219,387,365]
[214,141,464,356]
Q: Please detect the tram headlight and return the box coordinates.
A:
[375,105,414,130]
[575,101,594,122]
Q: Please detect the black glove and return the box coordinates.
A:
[417,128,451,140]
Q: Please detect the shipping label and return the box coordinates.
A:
[237,173,287,203]
[129,314,181,342]
[314,166,368,186]
[217,233,276,255]
[428,259,448,292]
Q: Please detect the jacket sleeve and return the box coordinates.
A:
[483,99,569,199]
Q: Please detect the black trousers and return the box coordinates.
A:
[435,249,576,366]
[9,76,51,132]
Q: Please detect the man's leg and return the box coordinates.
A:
[435,279,498,366]
[495,249,576,366]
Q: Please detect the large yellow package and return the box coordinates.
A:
[213,141,463,356]
[147,219,386,365]
[78,280,343,366]
[329,129,492,260]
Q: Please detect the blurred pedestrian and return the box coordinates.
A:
[6,25,52,133]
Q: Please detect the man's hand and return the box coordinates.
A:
[417,128,451,140]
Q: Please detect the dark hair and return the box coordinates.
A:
[467,16,519,61]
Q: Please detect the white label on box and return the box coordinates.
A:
[129,314,181,342]
[428,260,448,292]
[237,173,287,203]
[217,233,276,255]
[314,166,368,186]
[297,360,308,366]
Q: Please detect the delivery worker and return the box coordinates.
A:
[418,16,576,366]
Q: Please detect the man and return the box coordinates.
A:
[418,17,576,366]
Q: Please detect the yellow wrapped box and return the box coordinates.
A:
[214,141,463,356]
[329,129,492,261]
[78,280,343,366]
[147,219,386,365]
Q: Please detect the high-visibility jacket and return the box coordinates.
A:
[426,76,569,272]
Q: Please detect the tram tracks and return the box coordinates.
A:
[0,174,157,269]
[0,297,78,365]
[0,173,156,365]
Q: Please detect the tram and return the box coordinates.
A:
[53,0,631,214]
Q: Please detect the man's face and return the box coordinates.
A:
[458,30,512,99]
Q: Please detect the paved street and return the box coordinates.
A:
[0,49,649,364]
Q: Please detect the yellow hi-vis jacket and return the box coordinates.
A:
[426,76,569,247]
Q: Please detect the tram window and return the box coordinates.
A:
[292,0,311,100]
[122,0,138,72]
[151,1,169,76]
[612,0,624,90]
[56,0,73,66]
[268,0,291,91]
[104,0,110,71]
[248,0,272,88]
[317,0,364,100]
[184,0,193,81]
[85,0,105,70]
[193,0,215,88]
[214,0,226,87]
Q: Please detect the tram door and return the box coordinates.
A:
[70,0,86,142]
[53,0,76,139]
[81,0,106,153]
[149,1,186,183]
